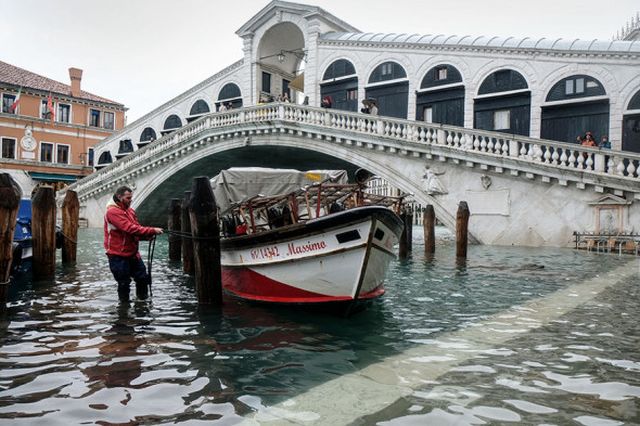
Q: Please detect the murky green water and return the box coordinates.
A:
[0,228,638,425]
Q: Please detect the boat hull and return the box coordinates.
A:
[220,206,402,304]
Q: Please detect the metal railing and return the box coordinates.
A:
[574,232,640,255]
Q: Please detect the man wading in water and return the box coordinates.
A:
[104,186,163,302]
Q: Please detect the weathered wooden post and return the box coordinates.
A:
[406,210,413,253]
[0,174,22,310]
[423,205,436,255]
[456,201,470,258]
[188,177,222,305]
[32,185,56,280]
[168,198,182,262]
[181,191,194,275]
[398,210,409,259]
[61,190,79,263]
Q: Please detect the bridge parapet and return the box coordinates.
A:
[67,103,640,204]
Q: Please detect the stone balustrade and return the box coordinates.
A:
[71,103,640,203]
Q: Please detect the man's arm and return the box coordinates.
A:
[106,208,163,237]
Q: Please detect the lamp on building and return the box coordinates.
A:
[261,49,307,63]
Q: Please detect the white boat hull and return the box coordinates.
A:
[220,207,402,304]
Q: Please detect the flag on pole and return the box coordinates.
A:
[47,93,55,123]
[9,87,21,112]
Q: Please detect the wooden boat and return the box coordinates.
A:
[212,168,405,307]
[12,199,34,273]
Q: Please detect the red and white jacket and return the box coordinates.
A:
[104,199,157,258]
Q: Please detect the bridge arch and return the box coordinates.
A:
[622,84,640,152]
[216,82,243,110]
[474,68,531,136]
[416,63,465,126]
[255,21,307,101]
[161,113,183,136]
[129,133,459,235]
[187,99,211,122]
[540,74,609,143]
[320,58,358,112]
[96,151,113,169]
[139,127,157,145]
[365,60,409,119]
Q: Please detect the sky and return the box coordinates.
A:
[1,0,638,122]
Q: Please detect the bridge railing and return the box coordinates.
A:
[282,103,639,181]
[71,103,640,199]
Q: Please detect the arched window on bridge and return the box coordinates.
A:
[116,139,134,159]
[187,99,210,123]
[320,59,358,112]
[139,127,157,148]
[217,83,242,111]
[416,64,464,126]
[96,151,113,170]
[541,75,608,144]
[162,114,183,136]
[474,69,530,136]
[365,61,408,119]
[623,89,640,153]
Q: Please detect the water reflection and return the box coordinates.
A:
[82,304,147,390]
[0,228,637,424]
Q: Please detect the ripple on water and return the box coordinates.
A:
[0,228,637,424]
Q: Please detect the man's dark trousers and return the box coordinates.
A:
[107,255,150,301]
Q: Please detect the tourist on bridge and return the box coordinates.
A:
[104,186,163,302]
[360,99,370,114]
[361,98,378,116]
[581,131,597,147]
[369,99,379,116]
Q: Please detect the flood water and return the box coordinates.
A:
[0,228,638,425]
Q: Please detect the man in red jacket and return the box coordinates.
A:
[104,186,163,302]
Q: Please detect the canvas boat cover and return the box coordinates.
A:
[210,167,348,212]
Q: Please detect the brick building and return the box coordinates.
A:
[0,60,126,194]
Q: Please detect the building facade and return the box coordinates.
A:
[0,60,126,194]
[92,1,640,168]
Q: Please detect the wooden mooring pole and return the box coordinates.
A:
[168,198,182,262]
[0,173,22,310]
[423,205,436,255]
[32,186,56,280]
[406,210,413,253]
[188,177,222,305]
[398,210,409,259]
[181,191,194,275]
[456,201,470,259]
[61,190,79,263]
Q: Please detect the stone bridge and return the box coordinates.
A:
[63,104,640,247]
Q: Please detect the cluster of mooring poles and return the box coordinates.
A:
[167,176,222,306]
[0,173,80,312]
[397,201,470,260]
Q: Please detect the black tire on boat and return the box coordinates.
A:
[11,243,23,274]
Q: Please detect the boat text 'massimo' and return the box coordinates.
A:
[250,240,328,260]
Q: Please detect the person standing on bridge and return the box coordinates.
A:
[104,186,163,302]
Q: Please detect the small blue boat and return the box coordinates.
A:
[11,199,63,274]
[12,199,34,273]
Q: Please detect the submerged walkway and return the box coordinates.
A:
[242,259,639,425]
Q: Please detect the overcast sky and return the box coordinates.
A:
[2,0,637,122]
